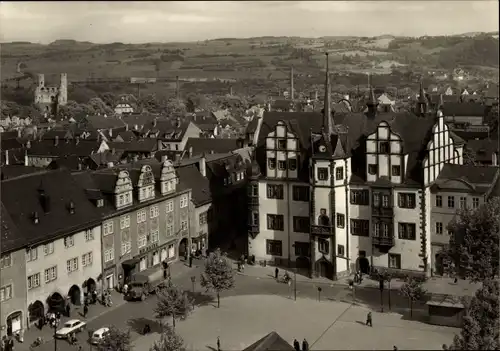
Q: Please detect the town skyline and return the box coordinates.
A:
[0,1,498,44]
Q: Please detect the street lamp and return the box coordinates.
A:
[191,276,196,294]
[50,314,61,351]
[317,287,322,302]
[293,268,297,301]
[379,278,384,312]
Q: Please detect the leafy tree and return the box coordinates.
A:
[399,276,427,317]
[149,325,185,351]
[200,248,235,308]
[446,279,499,350]
[165,98,187,117]
[99,92,117,107]
[186,94,208,113]
[88,97,114,115]
[97,326,132,351]
[154,281,193,330]
[443,198,500,282]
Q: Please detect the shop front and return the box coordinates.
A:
[191,233,208,256]
[136,240,178,273]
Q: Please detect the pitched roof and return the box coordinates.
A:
[84,115,127,130]
[107,140,158,153]
[115,131,137,142]
[150,120,192,141]
[185,138,240,157]
[437,164,499,185]
[176,164,212,206]
[1,165,45,180]
[120,113,156,128]
[465,139,499,163]
[442,102,486,117]
[1,138,23,150]
[27,139,100,157]
[90,150,124,167]
[242,332,294,351]
[1,169,102,253]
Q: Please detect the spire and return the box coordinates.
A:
[324,52,333,138]
[290,66,294,100]
[417,80,428,116]
[366,74,378,113]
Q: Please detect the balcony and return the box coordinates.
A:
[248,224,259,238]
[372,235,395,247]
[248,197,259,206]
[311,225,332,236]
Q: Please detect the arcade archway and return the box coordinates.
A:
[28,300,45,323]
[179,238,188,260]
[47,292,65,314]
[68,285,81,306]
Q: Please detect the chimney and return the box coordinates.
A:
[54,135,59,146]
[4,150,9,165]
[176,117,181,128]
[199,153,206,177]
[32,211,39,224]
[161,155,168,163]
[17,129,21,138]
[174,153,181,163]
[290,66,294,100]
[26,140,31,149]
[210,150,214,154]
[153,118,157,127]
[68,201,75,214]
[107,162,114,168]
[39,191,51,214]
[75,136,80,145]
[315,90,318,101]
[229,86,233,96]
[111,148,116,155]
[176,76,180,100]
[188,146,193,158]
[109,128,113,137]
[125,124,129,131]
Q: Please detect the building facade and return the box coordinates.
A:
[34,73,68,110]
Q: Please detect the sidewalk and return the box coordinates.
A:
[16,260,194,351]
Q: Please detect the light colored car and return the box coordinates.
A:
[55,319,86,339]
[90,327,110,345]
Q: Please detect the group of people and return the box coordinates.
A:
[275,267,292,284]
[1,336,15,351]
[293,338,309,351]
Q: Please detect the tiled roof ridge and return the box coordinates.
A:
[1,169,56,182]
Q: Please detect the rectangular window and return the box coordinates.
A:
[350,190,369,205]
[43,242,54,256]
[336,214,345,228]
[138,235,147,248]
[0,285,12,302]
[448,196,455,208]
[121,241,131,256]
[382,194,390,208]
[266,240,282,256]
[268,158,276,169]
[336,167,344,180]
[459,197,467,209]
[447,229,454,236]
[292,185,309,202]
[435,195,442,207]
[28,273,41,290]
[435,222,443,235]
[137,210,147,223]
[66,257,78,273]
[382,223,390,237]
[64,235,75,248]
[318,238,329,254]
[166,200,174,213]
[44,266,57,283]
[379,142,390,154]
[350,219,369,236]
[26,247,38,261]
[388,254,401,269]
[249,184,259,197]
[180,220,188,231]
[180,195,189,208]
[103,221,114,235]
[104,249,114,262]
[84,229,94,242]
[317,167,329,180]
[337,244,345,257]
[368,164,378,175]
[391,165,401,176]
[373,193,380,207]
[267,214,284,231]
[278,160,287,170]
[398,223,416,240]
[266,184,284,199]
[294,242,310,256]
[373,222,380,237]
[150,205,160,218]
[398,193,416,209]
[82,252,93,267]
[150,230,160,243]
[293,216,310,233]
[199,212,208,225]
[1,254,12,269]
[166,224,174,236]
[288,158,297,171]
[277,139,287,149]
[472,197,480,209]
[251,212,259,226]
[120,215,131,230]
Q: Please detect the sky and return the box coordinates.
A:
[0,1,498,43]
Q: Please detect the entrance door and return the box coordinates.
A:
[161,248,167,261]
[359,257,370,274]
[106,274,114,290]
[139,257,147,271]
[318,261,328,277]
[7,312,22,335]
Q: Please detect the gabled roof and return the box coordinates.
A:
[437,164,499,185]
[176,164,212,206]
[1,169,102,253]
[83,115,127,130]
[1,165,45,180]
[115,131,137,142]
[185,138,240,157]
[1,138,23,150]
[151,120,192,141]
[442,102,486,117]
[107,140,157,153]
[27,140,100,158]
[120,113,156,128]
[242,331,294,351]
[90,150,124,167]
[465,139,499,163]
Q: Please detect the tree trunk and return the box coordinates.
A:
[172,314,176,330]
[410,300,413,317]
[217,293,220,308]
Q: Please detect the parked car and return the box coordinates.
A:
[90,327,110,345]
[55,319,86,339]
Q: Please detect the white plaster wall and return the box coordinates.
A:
[26,225,102,309]
[348,187,372,261]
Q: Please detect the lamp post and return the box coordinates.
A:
[50,315,61,351]
[379,278,384,312]
[191,276,196,294]
[317,287,322,302]
[293,268,297,301]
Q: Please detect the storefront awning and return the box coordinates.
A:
[122,258,140,269]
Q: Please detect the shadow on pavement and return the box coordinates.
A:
[356,321,366,326]
[206,345,217,351]
[127,317,162,335]
[185,291,216,308]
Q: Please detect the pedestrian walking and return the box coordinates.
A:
[366,312,373,327]
[123,283,129,295]
[393,346,398,351]
[217,336,221,351]
[454,277,458,284]
[65,304,71,318]
[17,329,23,343]
[275,267,279,279]
[83,304,89,318]
[302,338,309,351]
[293,338,300,351]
